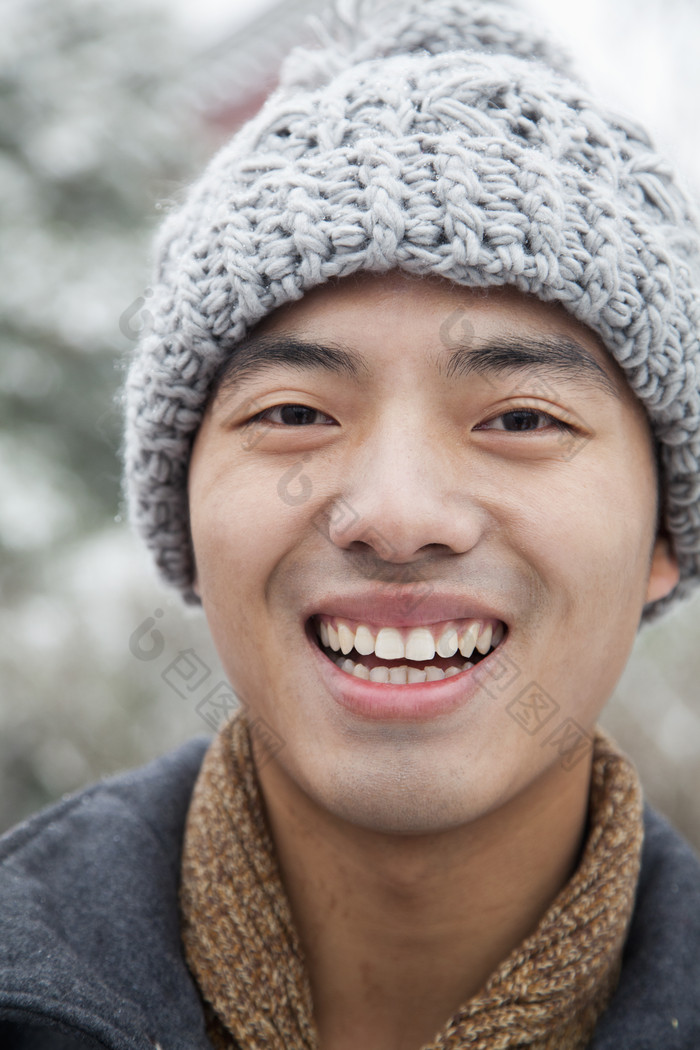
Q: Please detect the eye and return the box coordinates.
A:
[249,403,335,427]
[476,408,573,433]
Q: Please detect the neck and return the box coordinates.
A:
[257,754,591,1050]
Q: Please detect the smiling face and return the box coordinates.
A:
[188,270,678,835]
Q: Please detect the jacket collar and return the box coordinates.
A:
[1,732,699,1048]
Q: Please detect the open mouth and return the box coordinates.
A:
[310,615,506,685]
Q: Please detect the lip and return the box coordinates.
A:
[305,619,501,722]
[301,589,507,630]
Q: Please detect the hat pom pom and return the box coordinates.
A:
[279,0,574,92]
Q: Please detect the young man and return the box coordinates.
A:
[2,1,699,1048]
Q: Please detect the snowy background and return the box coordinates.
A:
[1,0,699,846]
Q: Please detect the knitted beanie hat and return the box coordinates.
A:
[124,0,700,622]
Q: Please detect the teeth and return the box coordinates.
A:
[354,625,376,656]
[436,626,459,658]
[459,622,479,659]
[389,666,408,684]
[476,624,493,655]
[338,622,355,655]
[375,627,404,660]
[405,628,436,662]
[327,622,340,651]
[333,656,475,682]
[408,667,427,683]
[370,666,390,683]
[317,617,504,662]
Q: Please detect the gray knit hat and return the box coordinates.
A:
[124,0,700,622]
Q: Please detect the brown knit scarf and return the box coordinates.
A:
[180,714,643,1050]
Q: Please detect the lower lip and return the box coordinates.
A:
[307,626,492,722]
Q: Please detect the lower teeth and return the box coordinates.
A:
[334,656,474,683]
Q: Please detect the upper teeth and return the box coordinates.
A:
[317,618,504,661]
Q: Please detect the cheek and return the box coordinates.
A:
[582,458,656,597]
[520,450,656,606]
[508,452,657,717]
[189,454,297,591]
[188,483,276,696]
[188,456,317,672]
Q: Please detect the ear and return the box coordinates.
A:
[645,535,680,604]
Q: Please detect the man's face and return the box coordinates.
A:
[189,271,678,834]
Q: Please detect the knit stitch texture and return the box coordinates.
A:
[124,0,700,621]
[180,713,644,1050]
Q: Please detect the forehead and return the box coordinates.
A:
[257,270,604,362]
[223,269,636,408]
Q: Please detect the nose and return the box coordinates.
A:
[323,415,489,563]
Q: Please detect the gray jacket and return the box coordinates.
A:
[1,738,699,1049]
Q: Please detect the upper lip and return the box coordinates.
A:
[302,590,508,630]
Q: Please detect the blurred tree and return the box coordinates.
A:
[0,0,221,827]
[0,0,204,554]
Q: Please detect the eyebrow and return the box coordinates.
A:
[441,335,621,398]
[210,335,366,403]
[210,331,621,405]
